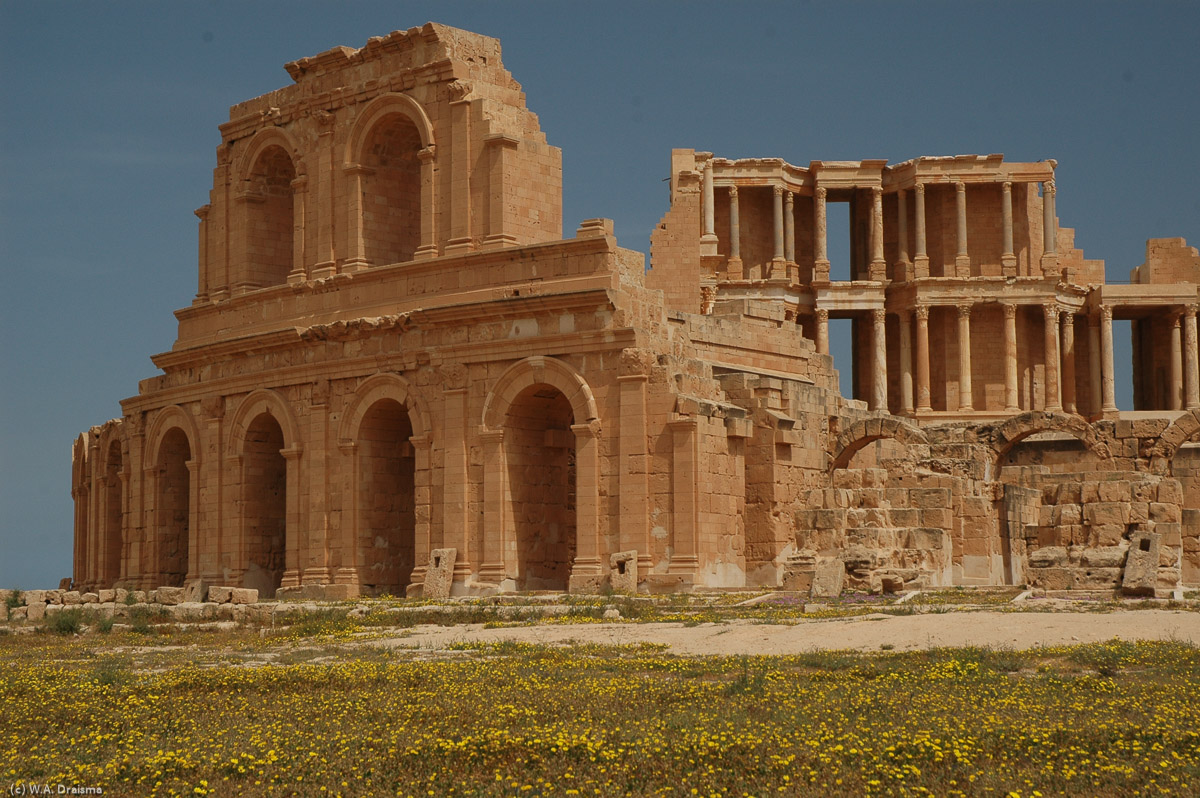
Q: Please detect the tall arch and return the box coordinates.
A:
[337,373,433,595]
[100,434,124,587]
[226,390,303,594]
[990,411,1109,468]
[145,406,201,587]
[344,93,437,267]
[235,129,300,290]
[480,357,601,592]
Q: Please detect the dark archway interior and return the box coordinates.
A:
[358,399,416,595]
[157,428,191,587]
[244,413,287,597]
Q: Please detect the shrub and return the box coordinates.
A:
[46,609,83,636]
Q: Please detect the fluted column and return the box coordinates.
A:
[955,181,970,277]
[957,303,973,411]
[783,190,795,280]
[870,186,885,279]
[913,183,928,278]
[772,185,785,270]
[899,310,914,414]
[915,305,932,412]
[1061,311,1077,413]
[1001,181,1016,275]
[813,186,829,281]
[872,309,888,411]
[1101,306,1117,412]
[1186,304,1200,410]
[1169,311,1183,410]
[815,308,829,355]
[728,185,742,279]
[896,189,909,280]
[1003,303,1019,412]
[1043,304,1062,412]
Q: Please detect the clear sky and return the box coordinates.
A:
[2,1,1198,589]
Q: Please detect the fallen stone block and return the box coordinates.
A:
[1123,531,1161,596]
[59,578,73,591]
[156,586,185,606]
[98,589,116,603]
[229,588,258,605]
[81,593,98,604]
[610,550,638,594]
[183,579,209,603]
[811,559,845,598]
[26,602,45,622]
[322,583,359,601]
[23,590,47,607]
[422,548,457,599]
[207,586,233,604]
[62,591,82,605]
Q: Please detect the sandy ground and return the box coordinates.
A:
[374,609,1200,655]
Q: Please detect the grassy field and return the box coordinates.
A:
[2,608,1199,797]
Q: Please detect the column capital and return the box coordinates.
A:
[955,180,966,193]
[915,182,925,195]
[1044,179,1056,196]
[1100,305,1113,323]
[871,308,886,324]
[956,303,972,319]
[914,304,930,321]
[785,190,794,203]
[872,185,882,198]
[1002,180,1012,192]
[1186,303,1200,316]
[815,307,829,322]
[1002,302,1017,320]
[773,184,784,197]
[1169,306,1185,324]
[1043,303,1061,321]
[815,186,826,200]
[728,184,738,199]
[418,145,437,163]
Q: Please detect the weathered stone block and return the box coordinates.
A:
[1081,546,1126,568]
[98,589,116,603]
[1122,531,1161,595]
[1085,502,1129,526]
[156,586,185,605]
[1029,546,1068,568]
[62,591,82,605]
[26,602,45,622]
[610,550,638,594]
[183,579,209,603]
[81,593,98,604]
[1150,502,1181,523]
[423,548,458,599]
[23,590,46,607]
[207,586,233,604]
[322,584,360,601]
[229,588,258,605]
[810,559,845,598]
[1092,524,1126,547]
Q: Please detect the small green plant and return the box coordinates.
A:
[5,590,21,611]
[97,617,115,634]
[129,607,155,635]
[724,657,767,697]
[124,592,137,606]
[880,643,895,651]
[46,608,83,636]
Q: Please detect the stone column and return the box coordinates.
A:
[1061,311,1077,413]
[772,185,785,270]
[618,372,651,573]
[1186,304,1200,410]
[1003,304,1019,412]
[1043,304,1062,412]
[1001,181,1016,275]
[899,310,914,414]
[185,459,200,583]
[279,447,303,590]
[477,429,506,585]
[414,146,439,259]
[956,304,974,411]
[813,186,829,281]
[568,422,603,590]
[870,186,885,279]
[333,442,358,587]
[1169,311,1184,410]
[312,122,336,279]
[483,134,521,250]
[1101,305,1118,412]
[702,161,716,243]
[1042,180,1057,256]
[815,308,829,355]
[784,190,796,280]
[871,309,888,411]
[1089,314,1102,416]
[442,388,470,581]
[727,185,743,279]
[915,304,932,412]
[896,189,909,280]
[666,416,700,581]
[955,181,970,277]
[194,205,211,301]
[409,435,433,591]
[913,183,929,278]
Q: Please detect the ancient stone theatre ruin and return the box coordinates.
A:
[72,23,1200,598]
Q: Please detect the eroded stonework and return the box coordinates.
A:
[72,23,1200,598]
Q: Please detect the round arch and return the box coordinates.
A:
[990,411,1109,466]
[234,127,303,184]
[146,405,201,467]
[344,92,435,165]
[338,372,433,443]
[481,356,599,432]
[830,417,928,471]
[226,389,303,455]
[1148,409,1200,475]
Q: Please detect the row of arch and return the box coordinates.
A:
[88,357,600,595]
[236,92,435,288]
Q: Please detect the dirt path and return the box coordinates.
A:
[376,609,1200,655]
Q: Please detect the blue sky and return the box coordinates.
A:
[2,1,1198,588]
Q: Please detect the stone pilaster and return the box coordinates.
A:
[1089,314,1102,415]
[341,166,371,272]
[895,188,910,281]
[414,146,439,259]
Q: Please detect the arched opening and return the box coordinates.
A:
[505,384,577,591]
[358,398,416,595]
[156,428,191,587]
[245,145,295,287]
[361,114,422,266]
[243,413,287,597]
[103,440,123,586]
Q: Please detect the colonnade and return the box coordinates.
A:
[805,301,1198,416]
[699,161,1059,283]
